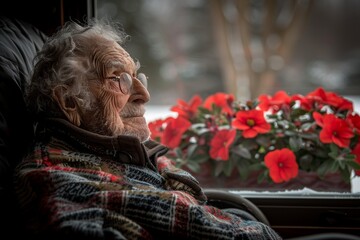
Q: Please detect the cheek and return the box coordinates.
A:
[99,91,128,117]
[92,83,127,110]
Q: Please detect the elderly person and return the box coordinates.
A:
[13,19,282,240]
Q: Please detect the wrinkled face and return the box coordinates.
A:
[76,40,151,142]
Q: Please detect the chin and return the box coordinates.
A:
[138,129,151,142]
[117,126,150,142]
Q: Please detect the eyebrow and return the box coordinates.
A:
[106,60,124,70]
[134,59,141,71]
[104,59,141,77]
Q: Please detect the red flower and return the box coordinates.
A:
[298,87,329,111]
[258,90,292,113]
[318,114,354,148]
[313,112,325,127]
[209,129,236,160]
[306,87,354,112]
[348,113,360,135]
[170,95,202,119]
[292,94,312,111]
[325,91,353,111]
[337,97,354,112]
[232,109,271,138]
[264,148,299,183]
[351,142,360,176]
[148,117,174,141]
[306,87,327,103]
[203,92,234,115]
[162,117,191,148]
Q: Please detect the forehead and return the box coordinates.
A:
[95,39,137,72]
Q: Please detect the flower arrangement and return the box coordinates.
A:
[148,87,360,184]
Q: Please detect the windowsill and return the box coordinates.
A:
[229,188,360,198]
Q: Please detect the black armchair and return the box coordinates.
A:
[0,16,47,236]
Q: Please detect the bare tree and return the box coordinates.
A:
[210,0,313,101]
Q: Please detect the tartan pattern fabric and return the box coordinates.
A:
[13,118,282,239]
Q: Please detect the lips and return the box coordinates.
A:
[121,114,144,119]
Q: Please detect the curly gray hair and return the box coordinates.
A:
[26,19,130,119]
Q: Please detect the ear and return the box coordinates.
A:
[52,85,81,126]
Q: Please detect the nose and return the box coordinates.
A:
[128,77,150,104]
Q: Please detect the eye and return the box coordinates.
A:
[108,76,121,82]
[104,73,132,94]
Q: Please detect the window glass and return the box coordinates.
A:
[96,0,360,194]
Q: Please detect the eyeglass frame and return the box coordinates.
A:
[104,72,148,94]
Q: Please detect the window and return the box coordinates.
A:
[96,0,360,195]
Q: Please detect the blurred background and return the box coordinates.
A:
[97,0,360,107]
[97,0,360,192]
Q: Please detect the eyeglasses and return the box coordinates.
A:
[105,72,148,94]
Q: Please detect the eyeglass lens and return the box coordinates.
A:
[119,72,148,94]
[137,73,148,88]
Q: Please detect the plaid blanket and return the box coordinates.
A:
[13,118,281,239]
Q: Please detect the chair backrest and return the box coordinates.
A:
[0,16,46,234]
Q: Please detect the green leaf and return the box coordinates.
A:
[298,154,313,170]
[289,136,301,151]
[344,159,360,170]
[198,106,211,115]
[242,139,259,150]
[340,169,351,183]
[284,130,296,136]
[186,144,197,158]
[174,157,186,168]
[290,108,308,117]
[174,147,183,158]
[214,161,224,176]
[317,159,338,176]
[189,154,209,163]
[300,122,313,131]
[298,132,318,140]
[267,114,279,119]
[256,135,271,146]
[337,159,346,170]
[321,157,339,172]
[186,161,200,173]
[236,159,251,180]
[249,162,264,171]
[329,143,339,154]
[257,171,268,183]
[223,159,234,177]
[328,151,338,160]
[232,145,252,159]
[314,148,328,158]
[343,153,356,161]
